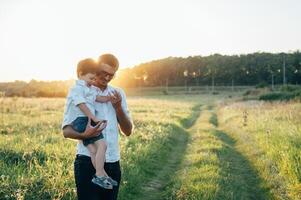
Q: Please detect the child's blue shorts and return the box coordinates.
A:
[71,116,104,146]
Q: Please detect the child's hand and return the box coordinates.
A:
[91,117,101,124]
[96,95,112,103]
[109,94,117,102]
[91,117,107,125]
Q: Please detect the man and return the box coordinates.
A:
[63,53,133,200]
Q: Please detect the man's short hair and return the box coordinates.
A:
[98,54,119,70]
[77,58,98,77]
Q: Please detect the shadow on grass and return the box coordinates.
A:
[120,105,203,200]
[0,175,72,200]
[0,148,75,200]
[120,123,191,200]
[213,130,272,200]
[0,148,47,166]
[180,104,202,128]
[209,112,218,127]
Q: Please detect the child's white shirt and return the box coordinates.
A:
[76,85,132,162]
[61,80,99,129]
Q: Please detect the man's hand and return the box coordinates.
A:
[110,90,122,110]
[109,89,133,136]
[82,118,107,139]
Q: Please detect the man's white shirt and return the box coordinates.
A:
[76,85,131,163]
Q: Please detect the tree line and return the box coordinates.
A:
[1,51,300,97]
[112,51,301,88]
[0,80,74,97]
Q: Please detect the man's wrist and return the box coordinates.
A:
[80,131,89,139]
[79,134,86,140]
[115,105,123,113]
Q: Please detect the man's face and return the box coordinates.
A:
[95,64,117,88]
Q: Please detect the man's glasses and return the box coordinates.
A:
[97,70,116,79]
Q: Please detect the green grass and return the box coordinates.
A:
[0,95,214,200]
[1,93,301,200]
[164,108,271,200]
[208,106,218,127]
[180,104,202,128]
[219,101,301,200]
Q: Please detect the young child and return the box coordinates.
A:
[62,58,118,189]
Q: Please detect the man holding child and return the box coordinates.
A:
[62,53,133,200]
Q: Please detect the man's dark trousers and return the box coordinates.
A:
[74,155,121,200]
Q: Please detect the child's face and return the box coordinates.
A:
[79,73,96,86]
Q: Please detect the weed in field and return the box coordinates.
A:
[219,101,301,200]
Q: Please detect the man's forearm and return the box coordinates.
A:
[116,107,133,136]
[63,121,106,140]
[63,126,86,140]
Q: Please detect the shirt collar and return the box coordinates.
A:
[76,80,106,93]
[98,85,113,95]
[76,79,87,86]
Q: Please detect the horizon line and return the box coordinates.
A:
[1,50,300,83]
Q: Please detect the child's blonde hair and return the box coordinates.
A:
[77,58,98,77]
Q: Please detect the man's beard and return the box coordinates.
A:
[94,80,107,89]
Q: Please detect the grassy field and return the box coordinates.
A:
[1,92,301,199]
[0,95,221,199]
[218,101,301,200]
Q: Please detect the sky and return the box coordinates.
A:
[0,0,300,82]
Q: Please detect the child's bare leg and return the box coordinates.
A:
[86,144,97,169]
[94,139,107,177]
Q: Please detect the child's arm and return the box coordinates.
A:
[96,95,112,103]
[78,103,99,123]
[70,85,99,123]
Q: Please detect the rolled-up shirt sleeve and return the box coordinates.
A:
[118,88,132,121]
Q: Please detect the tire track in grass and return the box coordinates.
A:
[212,129,272,200]
[132,105,202,200]
[165,106,271,200]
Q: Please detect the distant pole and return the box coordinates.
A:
[211,72,215,92]
[166,77,169,93]
[231,78,234,92]
[272,73,274,90]
[197,69,201,88]
[138,79,141,95]
[294,69,299,85]
[183,70,188,92]
[283,55,286,85]
[269,65,274,90]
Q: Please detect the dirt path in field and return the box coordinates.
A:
[185,107,271,199]
[134,105,270,200]
[211,129,271,199]
[161,106,270,200]
[135,106,202,200]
